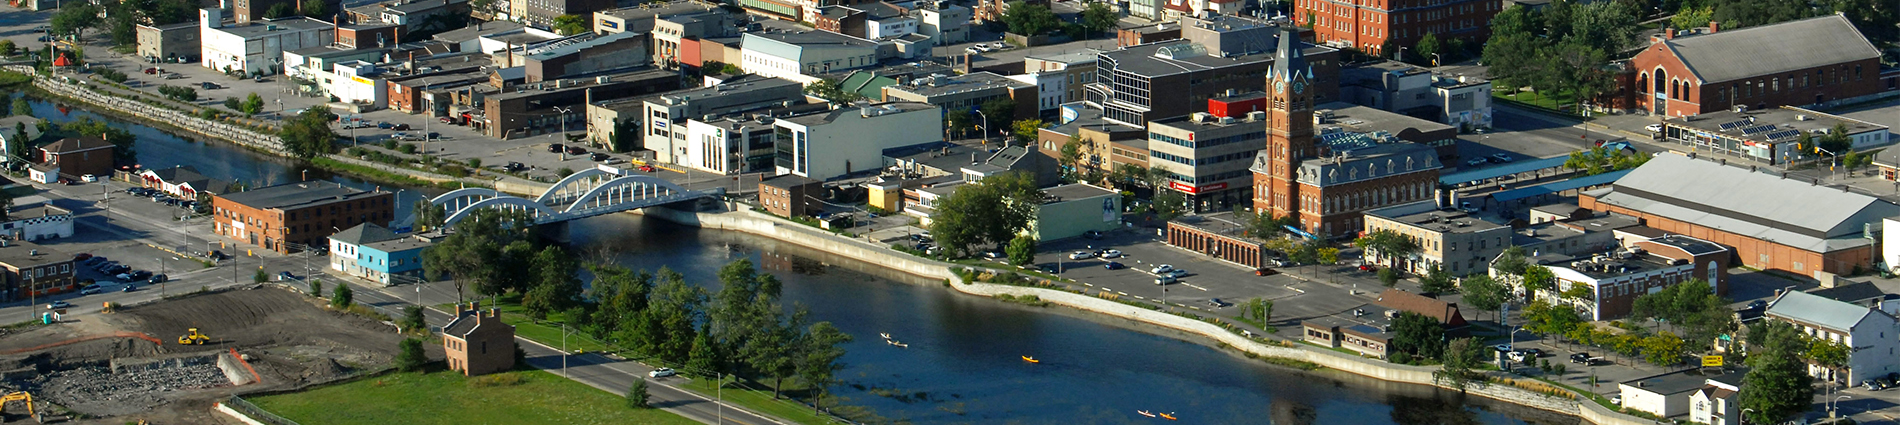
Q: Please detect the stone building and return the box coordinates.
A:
[443,302,517,376]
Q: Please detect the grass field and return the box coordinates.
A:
[1496,89,1584,116]
[676,375,843,425]
[249,369,697,425]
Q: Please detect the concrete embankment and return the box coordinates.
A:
[637,207,1651,425]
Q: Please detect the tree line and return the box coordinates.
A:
[420,208,853,411]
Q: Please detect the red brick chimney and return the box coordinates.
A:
[1664,27,1674,40]
[1709,21,1719,33]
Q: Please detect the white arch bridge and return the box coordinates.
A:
[430,169,723,227]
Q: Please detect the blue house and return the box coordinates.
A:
[328,223,433,286]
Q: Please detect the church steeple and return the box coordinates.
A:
[1255,27,1317,222]
[1270,27,1313,83]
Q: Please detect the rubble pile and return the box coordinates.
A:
[33,363,229,416]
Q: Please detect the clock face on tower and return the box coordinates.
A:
[1292,81,1307,94]
[1274,81,1286,94]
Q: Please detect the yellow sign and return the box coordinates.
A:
[1701,355,1724,367]
[351,75,371,85]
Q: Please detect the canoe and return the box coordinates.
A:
[1137,410,1156,418]
[892,342,908,348]
[880,333,892,340]
[1159,412,1177,420]
[1021,356,1039,363]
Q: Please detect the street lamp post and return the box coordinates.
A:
[974,110,990,145]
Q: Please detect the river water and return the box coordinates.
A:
[39,94,1578,424]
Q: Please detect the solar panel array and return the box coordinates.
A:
[1741,125,1777,135]
[1766,130,1802,140]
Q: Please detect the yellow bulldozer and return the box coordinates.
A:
[177,328,210,345]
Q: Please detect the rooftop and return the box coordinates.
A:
[217,181,389,211]
[330,223,399,246]
[527,31,642,61]
[655,74,802,104]
[599,1,721,20]
[1661,14,1880,84]
[1642,234,1728,257]
[1768,290,1882,332]
[41,137,112,153]
[0,240,68,267]
[761,174,821,189]
[745,29,877,48]
[363,235,434,253]
[1366,201,1509,235]
[886,71,1031,97]
[781,102,935,127]
[1372,289,1464,326]
[210,17,333,38]
[1669,105,1887,147]
[486,69,674,101]
[1587,153,1900,253]
[1041,183,1116,204]
[6,204,69,221]
[1622,368,1746,396]
[1100,39,1287,77]
[1314,102,1455,137]
[1808,282,1890,305]
[385,0,464,13]
[431,21,525,43]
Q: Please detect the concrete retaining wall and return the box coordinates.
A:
[639,207,1661,425]
[10,66,286,153]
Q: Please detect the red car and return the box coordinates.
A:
[637,164,656,172]
[1358,264,1378,272]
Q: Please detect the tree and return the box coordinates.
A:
[685,326,722,380]
[1671,6,1714,30]
[1001,1,1061,35]
[945,109,975,139]
[796,321,852,413]
[308,278,321,296]
[424,208,536,301]
[552,14,590,35]
[1520,265,1556,292]
[979,97,1017,129]
[298,0,328,18]
[1806,336,1850,379]
[522,245,582,318]
[1492,246,1529,274]
[1389,312,1446,361]
[10,98,25,116]
[1522,300,1582,336]
[1079,3,1118,35]
[1564,146,1651,176]
[1378,267,1400,287]
[0,40,14,56]
[254,268,268,284]
[331,281,353,309]
[1461,274,1508,322]
[1629,280,1735,345]
[1418,264,1455,294]
[238,93,265,115]
[1009,119,1043,147]
[927,172,1043,256]
[60,118,138,165]
[1434,338,1487,393]
[1057,134,1086,181]
[1413,32,1441,66]
[803,78,864,104]
[414,200,446,232]
[1563,1,1639,54]
[1152,191,1187,220]
[643,268,706,364]
[262,2,296,19]
[1005,235,1037,266]
[50,3,102,41]
[1739,321,1815,424]
[627,378,651,409]
[1818,122,1852,154]
[1142,165,1171,190]
[280,106,339,159]
[1558,281,1593,301]
[395,338,427,371]
[1235,207,1296,239]
[1354,229,1421,265]
[400,305,426,332]
[1639,331,1687,365]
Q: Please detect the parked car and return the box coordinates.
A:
[1491,153,1515,162]
[1100,249,1123,259]
[1082,230,1103,239]
[1154,275,1177,285]
[505,162,527,171]
[1207,298,1228,308]
[982,251,1005,259]
[1645,123,1664,133]
[1570,353,1600,364]
[200,82,221,90]
[377,121,392,129]
[1161,269,1189,278]
[1746,299,1768,310]
[547,144,565,153]
[649,368,676,378]
[122,284,138,292]
[1357,264,1377,272]
[1517,348,1545,358]
[1494,344,1515,352]
[73,253,92,261]
[439,117,458,124]
[637,164,657,172]
[1104,261,1125,270]
[278,271,298,281]
[1465,157,1488,167]
[130,270,152,281]
[80,285,101,295]
[1151,264,1175,274]
[148,274,167,283]
[591,152,610,162]
[48,301,71,310]
[391,123,412,131]
[1068,251,1095,260]
[1864,380,1885,391]
[564,146,588,155]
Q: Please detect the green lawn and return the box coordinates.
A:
[677,376,843,425]
[1496,89,1584,115]
[438,296,613,354]
[248,369,696,425]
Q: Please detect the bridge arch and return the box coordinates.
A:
[559,175,695,215]
[441,196,559,226]
[536,168,621,204]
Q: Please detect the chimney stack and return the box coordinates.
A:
[1709,21,1719,33]
[1664,27,1674,40]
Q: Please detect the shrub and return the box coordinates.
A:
[468,373,524,387]
[398,144,418,154]
[557,167,575,177]
[440,164,468,177]
[253,268,267,284]
[308,279,322,297]
[330,281,353,309]
[467,158,482,168]
[627,378,651,409]
[395,338,427,372]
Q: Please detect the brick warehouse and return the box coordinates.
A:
[212,181,396,254]
[1579,153,1897,276]
[1293,0,1500,56]
[1618,15,1887,118]
[1166,214,1270,269]
[1251,28,1442,238]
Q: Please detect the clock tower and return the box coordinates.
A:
[1253,27,1315,223]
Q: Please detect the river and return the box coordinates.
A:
[35,94,1578,424]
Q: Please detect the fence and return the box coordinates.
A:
[224,395,302,425]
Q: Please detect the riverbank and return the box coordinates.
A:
[637,206,1655,425]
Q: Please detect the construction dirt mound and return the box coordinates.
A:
[0,286,416,424]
